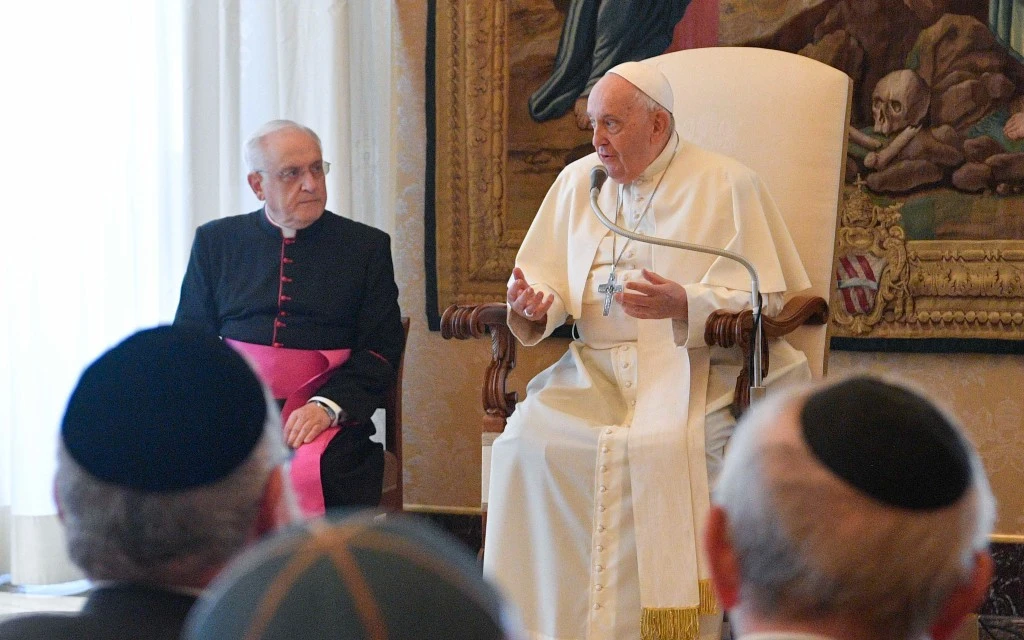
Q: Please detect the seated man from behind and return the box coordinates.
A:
[174,119,405,516]
[705,376,996,640]
[183,512,524,640]
[0,325,299,640]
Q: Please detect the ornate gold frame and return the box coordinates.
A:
[831,186,1024,340]
[433,0,518,308]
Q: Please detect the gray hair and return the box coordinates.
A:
[714,381,996,640]
[56,400,297,585]
[243,119,322,173]
[629,89,675,138]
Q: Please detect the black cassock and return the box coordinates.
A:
[175,209,404,507]
[0,584,196,640]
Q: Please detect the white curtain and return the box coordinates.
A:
[185,0,394,234]
[0,0,393,586]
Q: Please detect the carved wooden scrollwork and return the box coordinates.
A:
[705,295,828,414]
[444,296,827,425]
[440,303,518,432]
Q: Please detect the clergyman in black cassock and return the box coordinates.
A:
[175,119,404,513]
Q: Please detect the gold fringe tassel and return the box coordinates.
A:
[640,583,718,640]
[640,607,699,640]
[698,579,718,615]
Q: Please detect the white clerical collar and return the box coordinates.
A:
[263,208,297,238]
[632,131,680,187]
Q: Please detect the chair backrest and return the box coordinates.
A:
[646,47,852,377]
[380,316,411,511]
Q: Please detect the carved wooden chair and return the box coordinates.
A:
[441,47,852,515]
[379,316,410,511]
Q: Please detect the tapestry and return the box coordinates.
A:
[428,0,1024,350]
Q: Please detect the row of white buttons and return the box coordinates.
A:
[592,425,615,613]
[591,345,637,620]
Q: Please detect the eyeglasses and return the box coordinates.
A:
[257,161,331,183]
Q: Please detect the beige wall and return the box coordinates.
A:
[829,351,1024,535]
[393,3,1024,533]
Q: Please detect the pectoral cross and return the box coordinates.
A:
[597,272,624,316]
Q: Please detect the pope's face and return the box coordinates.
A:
[587,74,666,184]
[248,128,328,231]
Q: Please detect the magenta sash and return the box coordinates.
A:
[226,339,351,517]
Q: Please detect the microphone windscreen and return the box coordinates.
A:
[590,165,608,192]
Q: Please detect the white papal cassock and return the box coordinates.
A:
[483,134,812,640]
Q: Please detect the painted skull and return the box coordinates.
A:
[872,70,930,135]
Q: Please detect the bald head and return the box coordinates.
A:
[705,378,995,640]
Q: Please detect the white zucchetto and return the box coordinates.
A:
[606,61,674,114]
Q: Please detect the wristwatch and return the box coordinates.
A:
[309,399,338,425]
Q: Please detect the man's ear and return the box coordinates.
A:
[651,109,671,142]
[704,505,741,611]
[928,550,994,640]
[247,172,265,200]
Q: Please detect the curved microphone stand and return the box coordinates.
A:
[588,166,766,398]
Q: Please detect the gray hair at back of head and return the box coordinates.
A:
[627,87,675,138]
[631,89,663,115]
[243,119,322,173]
[55,395,295,585]
[713,381,996,640]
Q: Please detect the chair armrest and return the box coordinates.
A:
[704,295,829,415]
[764,295,829,335]
[440,303,517,433]
[441,296,828,426]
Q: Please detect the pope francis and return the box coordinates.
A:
[484,61,812,640]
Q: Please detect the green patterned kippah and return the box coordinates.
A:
[184,513,517,640]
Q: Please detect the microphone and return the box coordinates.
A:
[588,164,766,398]
[590,165,608,193]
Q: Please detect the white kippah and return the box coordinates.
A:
[606,61,674,114]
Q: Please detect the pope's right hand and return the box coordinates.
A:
[507,267,553,324]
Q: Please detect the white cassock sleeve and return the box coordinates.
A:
[673,284,785,348]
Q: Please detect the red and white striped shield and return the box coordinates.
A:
[836,253,887,315]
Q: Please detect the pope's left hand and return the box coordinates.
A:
[617,268,688,320]
[284,403,333,448]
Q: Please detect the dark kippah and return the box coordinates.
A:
[799,376,971,509]
[184,513,514,640]
[62,325,267,492]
